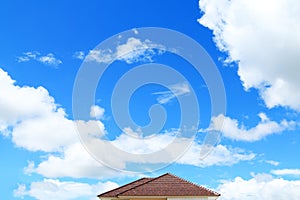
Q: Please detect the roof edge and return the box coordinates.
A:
[113,173,170,197]
[165,173,220,196]
[97,177,152,197]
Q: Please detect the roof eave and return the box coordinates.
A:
[117,195,220,198]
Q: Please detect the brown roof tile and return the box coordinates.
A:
[98,173,220,197]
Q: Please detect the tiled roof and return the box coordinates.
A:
[98,173,220,197]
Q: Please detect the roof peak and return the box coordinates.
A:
[98,173,220,198]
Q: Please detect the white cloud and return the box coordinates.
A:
[132,28,139,35]
[0,69,54,123]
[0,68,76,152]
[17,51,38,62]
[33,127,179,175]
[86,49,114,63]
[27,142,121,179]
[17,51,62,67]
[265,160,280,166]
[89,127,255,167]
[0,68,257,180]
[38,53,62,66]
[107,128,255,167]
[207,113,296,141]
[90,105,105,119]
[217,173,300,200]
[271,169,300,176]
[76,120,106,139]
[115,37,165,64]
[12,111,77,152]
[153,82,191,104]
[73,51,85,60]
[178,143,255,167]
[86,37,165,64]
[112,128,178,154]
[198,0,300,111]
[30,128,255,178]
[0,68,118,178]
[14,179,119,200]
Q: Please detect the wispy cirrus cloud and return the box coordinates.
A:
[153,82,191,104]
[17,51,62,67]
[271,169,300,176]
[17,51,38,62]
[265,160,280,166]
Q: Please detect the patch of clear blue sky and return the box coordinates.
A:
[0,0,219,115]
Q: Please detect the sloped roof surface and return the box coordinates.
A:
[98,173,220,197]
[99,177,153,197]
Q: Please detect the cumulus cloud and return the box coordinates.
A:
[198,0,300,111]
[14,179,119,200]
[207,113,296,141]
[27,128,255,179]
[217,173,300,200]
[105,128,255,167]
[103,127,254,167]
[85,37,165,64]
[178,143,255,167]
[0,68,117,178]
[90,105,105,119]
[0,68,257,180]
[112,128,178,154]
[26,142,120,179]
[0,69,54,123]
[0,68,76,152]
[153,82,191,104]
[17,51,62,67]
[12,111,77,152]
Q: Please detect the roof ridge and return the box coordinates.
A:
[117,173,169,196]
[97,177,152,197]
[168,173,220,196]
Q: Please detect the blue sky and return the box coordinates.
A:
[1,0,300,199]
